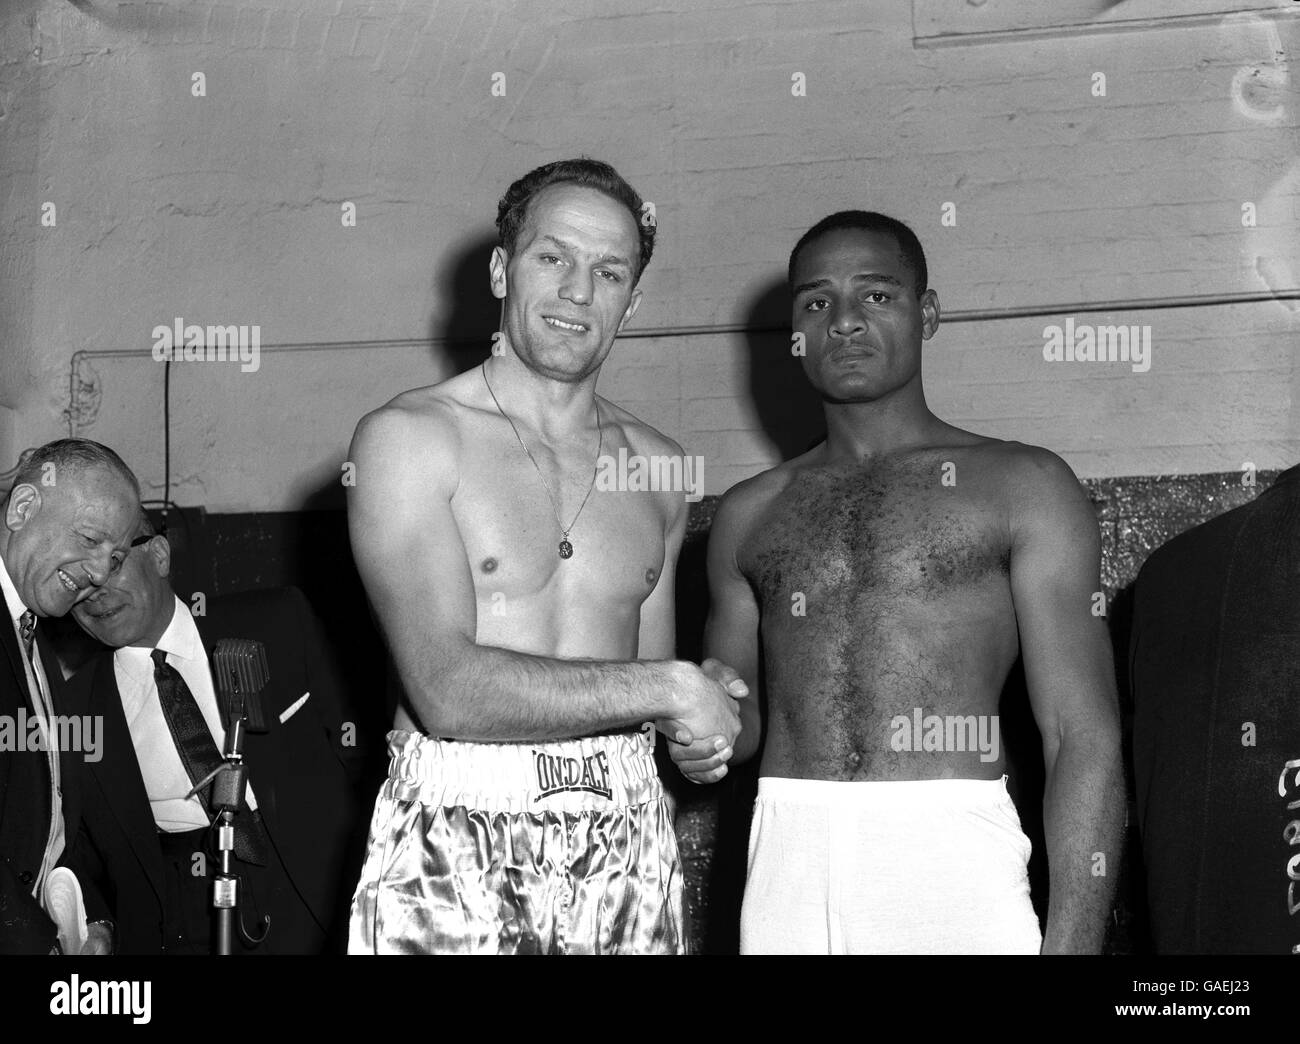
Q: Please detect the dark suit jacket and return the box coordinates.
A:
[0,583,95,954]
[1130,465,1300,954]
[63,586,366,954]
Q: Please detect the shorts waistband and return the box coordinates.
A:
[757,774,1013,809]
[382,727,662,814]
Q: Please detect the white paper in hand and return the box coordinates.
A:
[42,867,88,956]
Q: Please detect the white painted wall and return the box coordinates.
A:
[2,0,1296,509]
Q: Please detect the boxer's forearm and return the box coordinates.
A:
[1040,727,1125,954]
[731,697,763,764]
[398,642,686,742]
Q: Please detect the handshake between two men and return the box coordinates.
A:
[347,158,1122,956]
[659,658,750,787]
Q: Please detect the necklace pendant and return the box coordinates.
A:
[558,539,573,559]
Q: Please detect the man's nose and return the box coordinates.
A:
[829,300,867,338]
[82,555,113,586]
[558,266,593,306]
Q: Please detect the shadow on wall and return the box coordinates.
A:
[418,240,828,467]
[276,230,498,755]
[741,275,825,462]
[433,230,502,377]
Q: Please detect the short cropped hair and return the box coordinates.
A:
[8,439,140,501]
[788,211,928,296]
[496,158,655,280]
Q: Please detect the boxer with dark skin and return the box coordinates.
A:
[673,212,1124,953]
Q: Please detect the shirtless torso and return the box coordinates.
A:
[703,419,1125,953]
[381,365,684,738]
[348,180,737,749]
[730,435,1021,781]
[346,171,738,954]
[689,217,1124,951]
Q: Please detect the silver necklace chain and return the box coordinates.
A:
[481,362,602,559]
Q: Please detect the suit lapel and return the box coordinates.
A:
[0,586,27,705]
[88,654,167,901]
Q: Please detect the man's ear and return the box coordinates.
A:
[5,484,40,533]
[920,288,941,341]
[616,287,643,334]
[149,536,173,580]
[489,246,509,301]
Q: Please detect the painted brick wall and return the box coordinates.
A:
[1,0,1296,502]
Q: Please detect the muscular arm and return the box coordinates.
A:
[705,488,763,764]
[348,403,733,744]
[1009,449,1125,954]
[666,484,764,783]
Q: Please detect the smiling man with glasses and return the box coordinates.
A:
[61,513,364,954]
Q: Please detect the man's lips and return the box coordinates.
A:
[542,315,590,333]
[77,599,124,619]
[56,568,81,593]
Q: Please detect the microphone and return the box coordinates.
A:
[207,638,272,953]
[212,638,270,734]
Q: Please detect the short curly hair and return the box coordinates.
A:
[789,211,928,297]
[496,158,655,281]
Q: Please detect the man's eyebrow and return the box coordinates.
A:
[852,272,906,287]
[537,235,631,269]
[792,277,831,297]
[794,273,906,296]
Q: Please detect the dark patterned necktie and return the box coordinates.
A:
[19,610,35,657]
[151,649,268,865]
[19,611,42,696]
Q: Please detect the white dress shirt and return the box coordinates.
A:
[114,595,257,832]
[0,553,63,896]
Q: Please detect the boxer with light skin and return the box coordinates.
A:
[673,212,1124,954]
[346,158,744,954]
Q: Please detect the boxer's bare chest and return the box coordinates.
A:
[740,454,1009,616]
[452,421,669,655]
[737,451,1017,777]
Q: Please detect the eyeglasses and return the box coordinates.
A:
[106,533,155,576]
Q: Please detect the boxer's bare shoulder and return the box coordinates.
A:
[349,370,521,500]
[596,394,687,466]
[351,382,465,481]
[736,431,1079,597]
[712,443,824,551]
[995,439,1096,525]
[355,370,492,441]
[728,426,1093,780]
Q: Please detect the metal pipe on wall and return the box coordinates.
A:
[61,285,1300,439]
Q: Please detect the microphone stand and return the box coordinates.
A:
[208,715,269,954]
[206,637,273,955]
